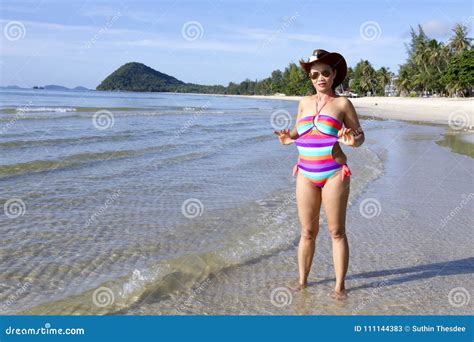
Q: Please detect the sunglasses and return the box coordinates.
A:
[308,69,332,80]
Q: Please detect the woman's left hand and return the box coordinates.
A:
[337,128,355,146]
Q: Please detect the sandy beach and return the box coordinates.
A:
[214,94,474,129]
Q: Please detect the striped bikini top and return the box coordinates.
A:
[296,113,343,139]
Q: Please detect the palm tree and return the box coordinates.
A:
[396,66,413,96]
[426,39,444,73]
[448,23,472,53]
[359,61,376,95]
[413,40,431,74]
[377,67,391,85]
[376,67,391,95]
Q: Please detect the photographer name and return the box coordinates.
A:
[412,325,466,333]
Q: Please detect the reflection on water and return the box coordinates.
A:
[436,130,474,158]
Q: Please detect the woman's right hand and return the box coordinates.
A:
[273,129,294,145]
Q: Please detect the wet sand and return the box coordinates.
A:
[127,119,473,315]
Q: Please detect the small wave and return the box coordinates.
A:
[218,122,256,131]
[0,144,179,179]
[247,134,274,143]
[0,112,160,122]
[188,124,219,133]
[0,114,73,122]
[160,151,212,165]
[10,107,77,113]
[0,133,135,149]
[0,107,152,114]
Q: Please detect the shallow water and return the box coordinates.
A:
[0,90,302,313]
[1,90,472,315]
[132,120,472,316]
[436,129,474,158]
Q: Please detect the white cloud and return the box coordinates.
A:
[115,38,256,53]
[421,19,451,37]
[0,23,256,56]
[78,6,158,24]
[0,18,130,35]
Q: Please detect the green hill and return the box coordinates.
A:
[96,62,186,92]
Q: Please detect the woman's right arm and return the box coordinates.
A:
[274,99,304,145]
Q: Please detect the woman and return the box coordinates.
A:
[274,49,365,300]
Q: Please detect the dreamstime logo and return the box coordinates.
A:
[270,109,292,130]
[448,109,471,130]
[3,21,26,41]
[181,21,204,41]
[4,198,26,219]
[92,286,115,307]
[359,21,381,41]
[261,192,296,227]
[92,110,115,130]
[448,287,470,307]
[181,198,204,218]
[1,101,32,135]
[1,281,31,312]
[352,280,389,314]
[359,198,381,219]
[461,16,474,27]
[84,189,122,228]
[84,11,122,49]
[259,12,299,52]
[174,100,211,138]
[176,278,211,313]
[440,193,473,227]
[270,287,292,307]
[360,109,378,129]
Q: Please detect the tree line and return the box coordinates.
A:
[249,22,472,97]
[397,23,473,97]
[196,22,472,97]
[98,22,472,97]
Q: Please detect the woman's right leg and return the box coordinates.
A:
[295,172,322,289]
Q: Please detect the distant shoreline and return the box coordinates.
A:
[3,87,473,129]
[199,93,474,128]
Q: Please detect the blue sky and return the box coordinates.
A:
[0,0,472,88]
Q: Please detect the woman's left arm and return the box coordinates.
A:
[340,98,365,148]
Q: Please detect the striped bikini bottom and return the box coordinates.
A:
[293,161,352,189]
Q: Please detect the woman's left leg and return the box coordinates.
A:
[322,171,350,299]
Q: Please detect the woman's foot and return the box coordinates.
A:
[289,281,308,292]
[329,289,348,300]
